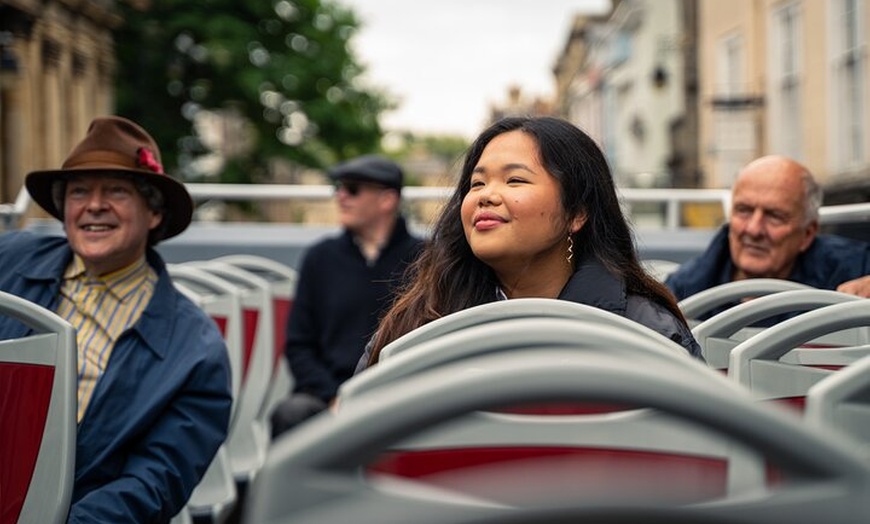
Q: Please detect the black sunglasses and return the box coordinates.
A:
[334,180,387,196]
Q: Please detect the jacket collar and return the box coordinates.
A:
[131,249,176,360]
[342,215,411,254]
[19,241,175,360]
[18,238,71,285]
[558,257,627,316]
[710,226,737,285]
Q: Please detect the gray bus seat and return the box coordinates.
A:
[691,289,863,370]
[246,350,870,524]
[0,290,76,524]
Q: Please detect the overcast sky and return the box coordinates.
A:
[341,0,612,139]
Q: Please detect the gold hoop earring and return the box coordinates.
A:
[566,235,574,263]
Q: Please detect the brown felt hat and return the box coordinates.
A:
[25,116,193,241]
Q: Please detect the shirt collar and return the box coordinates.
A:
[63,255,152,302]
[63,255,88,280]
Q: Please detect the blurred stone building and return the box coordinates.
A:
[0,0,130,215]
[550,0,870,210]
[551,0,699,191]
[486,85,554,125]
[698,0,870,204]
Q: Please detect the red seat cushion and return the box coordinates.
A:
[0,361,54,524]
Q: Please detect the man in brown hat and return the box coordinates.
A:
[0,116,231,522]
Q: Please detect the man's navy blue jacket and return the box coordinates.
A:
[0,231,231,523]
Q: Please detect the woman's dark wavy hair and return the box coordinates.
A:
[368,116,685,365]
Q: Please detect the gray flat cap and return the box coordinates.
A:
[327,155,404,190]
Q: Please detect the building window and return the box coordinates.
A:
[770,2,803,158]
[717,33,744,97]
[712,33,755,187]
[831,0,866,169]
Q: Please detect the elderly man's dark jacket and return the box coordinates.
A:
[666,226,870,323]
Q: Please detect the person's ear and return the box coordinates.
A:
[569,212,587,234]
[148,210,163,231]
[380,188,400,211]
[799,219,819,252]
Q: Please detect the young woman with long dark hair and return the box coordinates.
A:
[360,116,701,368]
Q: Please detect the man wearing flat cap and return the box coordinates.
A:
[271,155,423,437]
[0,116,231,522]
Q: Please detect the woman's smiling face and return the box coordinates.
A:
[461,130,582,277]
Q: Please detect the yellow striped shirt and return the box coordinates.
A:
[57,255,156,422]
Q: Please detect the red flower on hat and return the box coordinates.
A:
[136,147,164,174]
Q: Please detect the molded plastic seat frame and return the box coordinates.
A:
[341,307,701,401]
[730,300,870,401]
[169,269,244,407]
[344,317,759,497]
[0,290,76,524]
[183,260,274,484]
[678,278,813,322]
[377,298,683,361]
[188,261,274,419]
[212,255,298,425]
[246,350,870,524]
[805,353,870,458]
[691,289,863,370]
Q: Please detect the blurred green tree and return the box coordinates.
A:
[415,134,470,166]
[114,0,393,183]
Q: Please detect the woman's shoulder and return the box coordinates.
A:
[624,294,679,331]
[624,294,702,359]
